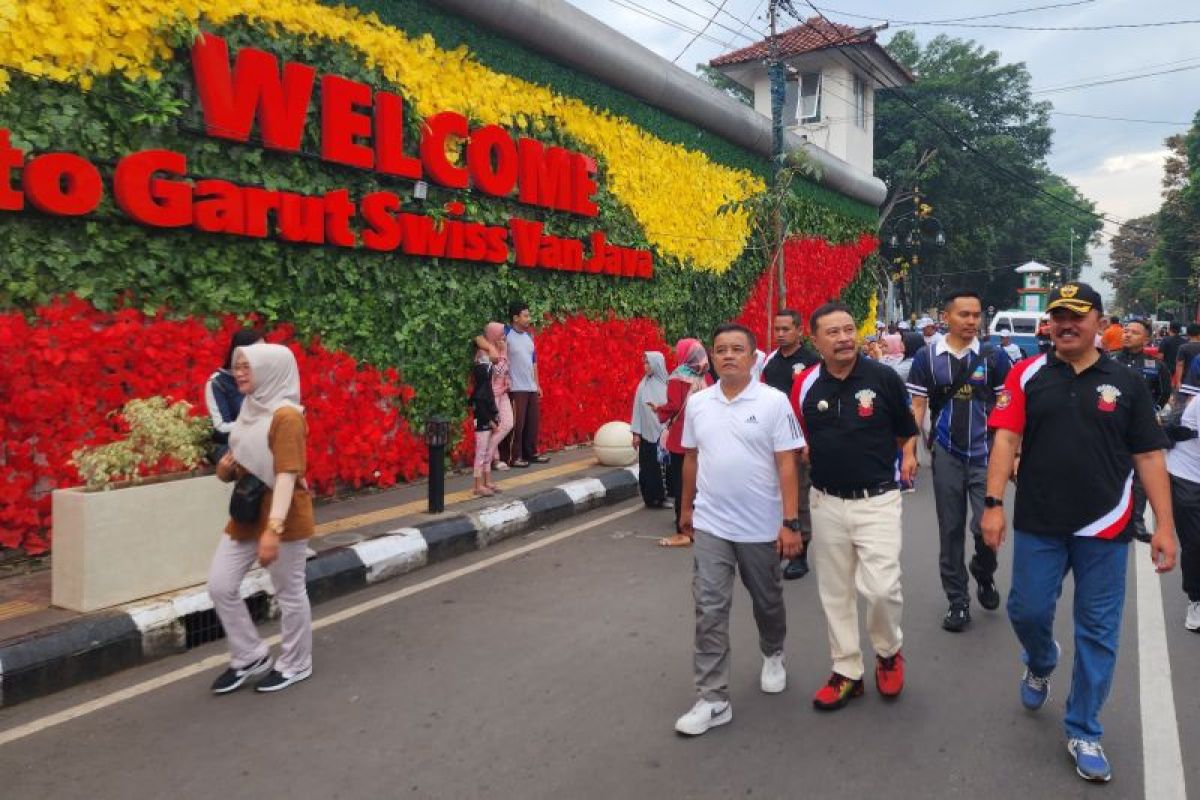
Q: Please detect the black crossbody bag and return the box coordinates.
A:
[229,473,268,523]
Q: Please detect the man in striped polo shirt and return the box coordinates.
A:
[908,289,1012,632]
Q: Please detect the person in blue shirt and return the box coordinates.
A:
[907,289,1012,632]
[205,328,264,460]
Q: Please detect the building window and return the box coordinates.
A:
[853,75,867,129]
[798,72,822,123]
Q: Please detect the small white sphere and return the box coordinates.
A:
[594,420,637,466]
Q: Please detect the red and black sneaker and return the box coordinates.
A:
[812,672,864,711]
[875,651,905,698]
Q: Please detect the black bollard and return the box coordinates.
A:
[425,416,449,514]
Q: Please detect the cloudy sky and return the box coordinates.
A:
[563,0,1200,300]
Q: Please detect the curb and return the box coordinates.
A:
[0,466,640,708]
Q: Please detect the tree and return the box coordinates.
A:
[874,32,1102,314]
[1152,121,1200,320]
[696,64,753,106]
[1104,214,1161,314]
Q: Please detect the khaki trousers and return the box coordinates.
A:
[207,535,313,676]
[810,489,904,680]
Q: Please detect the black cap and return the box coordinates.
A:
[1045,282,1103,316]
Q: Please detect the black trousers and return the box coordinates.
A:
[504,391,540,463]
[667,452,686,533]
[1171,473,1200,601]
[637,439,666,507]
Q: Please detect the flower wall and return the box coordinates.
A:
[0,0,879,550]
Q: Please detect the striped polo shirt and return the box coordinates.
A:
[907,338,1011,465]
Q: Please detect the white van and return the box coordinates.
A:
[988,310,1043,355]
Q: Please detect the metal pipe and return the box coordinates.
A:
[426,0,887,208]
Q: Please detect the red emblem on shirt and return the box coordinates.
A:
[855,389,876,418]
[1097,384,1121,413]
[995,389,1012,410]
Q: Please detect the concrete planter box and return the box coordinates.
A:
[52,475,233,612]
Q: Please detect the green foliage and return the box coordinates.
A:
[875,31,1102,313]
[1151,124,1200,317]
[0,11,873,426]
[71,397,212,491]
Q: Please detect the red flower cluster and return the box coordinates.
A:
[451,314,671,464]
[736,234,878,340]
[0,296,424,553]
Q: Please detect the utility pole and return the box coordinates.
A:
[1068,227,1075,277]
[767,0,786,346]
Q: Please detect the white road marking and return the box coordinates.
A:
[1135,539,1186,800]
[0,502,641,748]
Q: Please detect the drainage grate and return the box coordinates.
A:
[182,593,272,650]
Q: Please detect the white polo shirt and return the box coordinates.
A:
[1167,393,1200,484]
[681,379,806,543]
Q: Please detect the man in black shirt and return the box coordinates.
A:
[791,302,918,711]
[1159,321,1186,377]
[761,309,819,580]
[1174,323,1200,395]
[983,283,1176,784]
[1113,319,1174,543]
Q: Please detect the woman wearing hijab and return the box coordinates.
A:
[204,328,264,460]
[470,335,502,497]
[654,338,709,547]
[630,351,669,508]
[483,322,514,473]
[208,342,314,695]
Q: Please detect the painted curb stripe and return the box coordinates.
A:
[0,468,628,708]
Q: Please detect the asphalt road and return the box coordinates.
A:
[0,478,1194,799]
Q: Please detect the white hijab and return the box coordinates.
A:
[229,343,304,487]
[631,351,669,439]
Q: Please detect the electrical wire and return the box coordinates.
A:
[813,1,1097,25]
[1050,111,1192,126]
[603,0,741,50]
[783,0,1157,236]
[674,0,735,63]
[1032,63,1200,94]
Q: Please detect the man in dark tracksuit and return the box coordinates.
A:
[761,309,820,580]
[1113,319,1172,542]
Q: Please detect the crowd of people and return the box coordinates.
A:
[190,284,1198,785]
[642,284,1197,786]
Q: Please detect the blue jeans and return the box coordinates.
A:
[1006,531,1128,742]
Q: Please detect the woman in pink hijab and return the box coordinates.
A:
[653,338,709,547]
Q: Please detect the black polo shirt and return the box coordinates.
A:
[790,357,919,492]
[989,351,1168,543]
[761,344,819,394]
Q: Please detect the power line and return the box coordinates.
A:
[783,0,1155,236]
[1033,54,1200,92]
[814,1,1097,26]
[658,0,767,44]
[604,0,740,50]
[1051,111,1192,126]
[674,0,735,63]
[1032,63,1200,94]
[695,0,770,39]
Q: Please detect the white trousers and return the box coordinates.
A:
[207,535,313,676]
[810,489,904,680]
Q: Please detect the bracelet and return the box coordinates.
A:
[265,519,285,536]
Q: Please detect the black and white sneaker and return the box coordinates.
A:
[254,666,313,693]
[942,603,971,632]
[211,654,273,695]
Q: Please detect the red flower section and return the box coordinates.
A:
[452,314,671,464]
[736,234,877,339]
[0,296,424,553]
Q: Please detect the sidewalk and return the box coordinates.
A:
[0,448,643,707]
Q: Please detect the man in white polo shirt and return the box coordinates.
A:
[673,323,806,736]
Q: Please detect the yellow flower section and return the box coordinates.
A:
[857,292,878,340]
[0,0,763,272]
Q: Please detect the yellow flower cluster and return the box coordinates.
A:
[857,292,878,340]
[0,0,763,272]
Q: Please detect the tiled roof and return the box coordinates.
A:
[709,17,875,67]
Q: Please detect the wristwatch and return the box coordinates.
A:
[984,496,1004,509]
[783,517,804,532]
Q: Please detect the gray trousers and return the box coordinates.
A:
[208,535,313,676]
[931,442,996,606]
[692,529,786,702]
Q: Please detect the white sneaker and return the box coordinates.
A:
[1186,601,1200,632]
[674,698,732,736]
[760,652,786,693]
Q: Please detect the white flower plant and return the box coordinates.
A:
[71,397,213,491]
